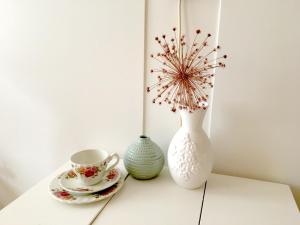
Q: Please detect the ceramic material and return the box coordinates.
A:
[49,171,124,204]
[124,135,164,179]
[59,168,121,194]
[168,109,213,189]
[70,149,119,186]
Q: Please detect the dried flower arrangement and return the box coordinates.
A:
[147,28,227,113]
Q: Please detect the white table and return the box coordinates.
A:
[0,161,299,225]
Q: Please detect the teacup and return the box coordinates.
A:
[70,149,120,186]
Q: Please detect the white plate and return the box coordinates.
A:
[49,171,124,204]
[59,168,121,194]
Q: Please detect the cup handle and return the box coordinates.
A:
[104,153,120,172]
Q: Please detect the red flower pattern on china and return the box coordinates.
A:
[84,168,96,177]
[53,190,75,200]
[100,184,117,196]
[76,166,99,178]
[106,169,118,180]
[66,170,77,179]
[94,184,118,198]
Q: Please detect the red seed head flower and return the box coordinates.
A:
[147,28,227,112]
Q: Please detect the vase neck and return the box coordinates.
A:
[180,110,206,132]
[138,135,151,144]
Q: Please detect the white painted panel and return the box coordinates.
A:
[201,174,300,225]
[0,0,144,207]
[94,168,204,225]
[211,0,300,206]
[145,0,221,152]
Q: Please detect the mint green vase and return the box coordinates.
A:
[124,135,164,179]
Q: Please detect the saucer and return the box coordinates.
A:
[59,168,121,194]
[49,171,124,204]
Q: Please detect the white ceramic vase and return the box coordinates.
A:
[168,109,213,189]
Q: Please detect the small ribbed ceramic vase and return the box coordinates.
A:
[168,109,213,189]
[124,135,164,179]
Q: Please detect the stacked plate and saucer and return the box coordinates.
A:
[49,149,124,204]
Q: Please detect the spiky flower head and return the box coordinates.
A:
[147,28,227,113]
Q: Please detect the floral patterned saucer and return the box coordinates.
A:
[49,170,124,204]
[59,168,121,195]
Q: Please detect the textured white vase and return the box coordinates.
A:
[168,109,213,189]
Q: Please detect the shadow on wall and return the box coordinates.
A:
[0,77,61,208]
[0,161,18,208]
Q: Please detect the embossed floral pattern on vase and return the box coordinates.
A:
[169,133,202,181]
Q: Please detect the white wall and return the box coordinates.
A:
[210,0,300,206]
[0,0,144,207]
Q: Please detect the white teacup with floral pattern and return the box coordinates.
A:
[70,149,120,186]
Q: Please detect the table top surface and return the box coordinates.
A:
[0,161,299,225]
